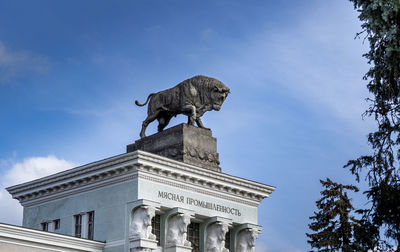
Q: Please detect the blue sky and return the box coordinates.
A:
[0,1,373,251]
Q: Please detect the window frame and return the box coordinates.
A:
[187,222,200,252]
[151,214,161,245]
[73,211,95,239]
[87,211,94,240]
[53,219,60,231]
[225,229,231,250]
[41,222,48,232]
[74,214,82,238]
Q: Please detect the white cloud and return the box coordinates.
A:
[0,41,51,84]
[0,156,76,225]
[256,240,270,252]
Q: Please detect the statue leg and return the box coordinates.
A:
[157,115,172,132]
[195,117,207,129]
[140,113,158,138]
[183,105,196,125]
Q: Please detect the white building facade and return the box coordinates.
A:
[5,125,275,252]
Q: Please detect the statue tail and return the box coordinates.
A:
[135,93,155,106]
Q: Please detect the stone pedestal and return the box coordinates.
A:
[127,123,220,171]
[165,245,193,252]
[129,238,158,252]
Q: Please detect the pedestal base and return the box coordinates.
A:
[165,244,193,252]
[129,238,158,252]
[127,123,221,171]
[130,248,153,252]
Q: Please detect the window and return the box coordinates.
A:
[87,211,94,240]
[187,222,200,252]
[225,230,231,250]
[41,222,48,231]
[74,211,95,240]
[151,214,161,245]
[54,219,60,232]
[74,214,82,238]
[41,219,60,232]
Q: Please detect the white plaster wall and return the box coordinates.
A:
[22,180,138,243]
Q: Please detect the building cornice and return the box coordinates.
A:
[0,223,105,251]
[6,151,275,207]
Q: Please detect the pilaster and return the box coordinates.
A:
[128,199,161,252]
[161,207,194,251]
[200,216,232,252]
[232,223,261,252]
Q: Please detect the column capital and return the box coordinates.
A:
[202,217,232,252]
[161,207,195,248]
[232,224,262,252]
[166,213,192,247]
[129,204,159,252]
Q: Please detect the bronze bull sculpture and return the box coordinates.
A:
[135,75,230,138]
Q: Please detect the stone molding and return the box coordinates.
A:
[136,151,274,195]
[129,238,158,252]
[164,244,192,252]
[104,239,125,248]
[0,223,105,251]
[184,146,219,165]
[7,151,275,207]
[14,171,138,207]
[7,153,136,194]
[152,146,220,167]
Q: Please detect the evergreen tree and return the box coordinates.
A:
[307,178,359,252]
[344,0,400,249]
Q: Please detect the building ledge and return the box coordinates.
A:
[6,151,275,207]
[0,222,105,251]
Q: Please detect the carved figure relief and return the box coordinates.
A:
[206,222,229,252]
[129,205,156,240]
[184,146,220,165]
[166,213,191,247]
[135,75,230,138]
[236,228,259,252]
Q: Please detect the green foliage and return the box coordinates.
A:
[343,0,400,249]
[307,178,359,251]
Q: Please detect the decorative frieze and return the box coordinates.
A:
[184,146,220,166]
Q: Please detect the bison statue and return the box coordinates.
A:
[135,75,230,138]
